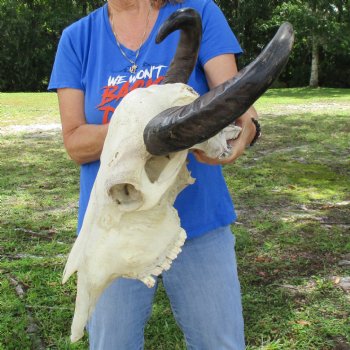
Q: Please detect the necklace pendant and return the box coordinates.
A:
[129,64,138,74]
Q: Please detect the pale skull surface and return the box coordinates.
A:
[63,83,241,342]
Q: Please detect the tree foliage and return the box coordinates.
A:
[0,0,104,91]
[0,0,349,91]
[217,0,350,88]
[269,0,350,86]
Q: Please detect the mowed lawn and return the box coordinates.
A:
[0,88,349,349]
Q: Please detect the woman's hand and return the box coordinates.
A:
[194,54,259,166]
[192,107,258,165]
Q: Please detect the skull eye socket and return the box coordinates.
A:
[144,155,172,183]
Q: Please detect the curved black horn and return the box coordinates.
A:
[156,8,202,84]
[144,22,294,155]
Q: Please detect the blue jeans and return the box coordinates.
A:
[88,226,245,349]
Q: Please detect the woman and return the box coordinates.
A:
[49,0,258,348]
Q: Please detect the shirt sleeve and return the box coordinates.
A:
[48,28,84,92]
[198,0,243,67]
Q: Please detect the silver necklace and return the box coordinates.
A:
[110,3,152,74]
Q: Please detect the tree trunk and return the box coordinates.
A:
[309,35,319,87]
[82,1,87,16]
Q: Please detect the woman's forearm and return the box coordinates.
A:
[63,123,109,165]
[57,88,109,165]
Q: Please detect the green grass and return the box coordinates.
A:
[0,88,350,349]
[256,87,350,107]
[0,92,60,126]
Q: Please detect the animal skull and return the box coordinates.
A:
[62,9,294,342]
[63,83,241,342]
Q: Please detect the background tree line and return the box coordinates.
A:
[0,0,349,92]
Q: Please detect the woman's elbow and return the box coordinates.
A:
[61,125,105,165]
[63,139,86,165]
[70,154,86,166]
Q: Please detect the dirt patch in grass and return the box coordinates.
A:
[0,123,61,135]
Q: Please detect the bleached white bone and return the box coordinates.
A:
[63,83,241,342]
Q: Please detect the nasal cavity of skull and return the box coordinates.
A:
[108,183,142,210]
[145,155,172,183]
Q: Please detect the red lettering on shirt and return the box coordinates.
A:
[130,80,145,91]
[146,77,164,87]
[98,86,119,107]
[96,76,165,124]
[115,82,130,100]
[99,105,115,124]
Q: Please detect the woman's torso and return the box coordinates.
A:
[49,0,241,238]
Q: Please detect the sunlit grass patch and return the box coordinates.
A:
[0,92,60,126]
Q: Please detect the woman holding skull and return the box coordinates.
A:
[49,0,260,348]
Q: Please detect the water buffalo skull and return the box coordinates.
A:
[62,9,294,342]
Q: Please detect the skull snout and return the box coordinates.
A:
[108,183,143,211]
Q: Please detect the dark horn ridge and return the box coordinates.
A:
[156,8,202,84]
[144,22,294,156]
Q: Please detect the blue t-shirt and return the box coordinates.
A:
[49,0,242,239]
